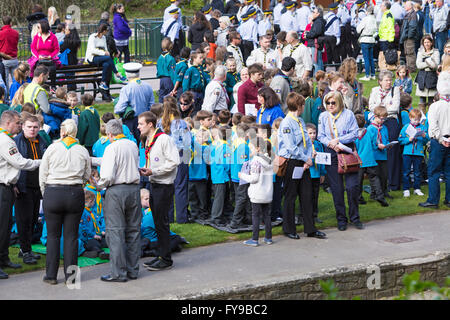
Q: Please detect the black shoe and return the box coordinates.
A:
[359,197,367,205]
[22,252,38,265]
[0,261,22,269]
[352,221,365,230]
[82,250,99,258]
[100,274,127,282]
[338,225,347,231]
[127,273,138,280]
[144,258,173,271]
[443,200,450,208]
[0,268,8,280]
[314,217,323,224]
[307,231,327,239]
[284,233,300,240]
[18,250,41,260]
[418,202,439,209]
[98,251,110,260]
[43,276,57,285]
[143,257,159,268]
[377,198,389,207]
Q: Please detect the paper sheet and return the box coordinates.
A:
[245,104,257,116]
[292,166,304,179]
[338,143,353,154]
[315,152,332,165]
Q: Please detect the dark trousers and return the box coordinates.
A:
[359,166,384,201]
[188,180,209,220]
[230,182,251,226]
[350,26,360,58]
[251,203,272,241]
[376,160,389,196]
[271,175,283,220]
[325,148,361,227]
[43,185,84,280]
[402,155,423,190]
[123,116,140,144]
[338,23,352,62]
[427,139,450,204]
[116,44,130,63]
[385,117,402,191]
[169,161,189,223]
[311,178,321,217]
[0,184,14,264]
[149,183,174,264]
[323,35,339,64]
[85,237,108,252]
[14,188,41,253]
[240,40,254,63]
[283,159,317,234]
[159,76,174,103]
[210,183,226,223]
[90,55,118,84]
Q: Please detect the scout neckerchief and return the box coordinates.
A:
[27,137,40,159]
[287,112,306,148]
[194,65,206,88]
[231,71,239,82]
[371,122,383,145]
[85,206,101,235]
[85,106,96,114]
[441,96,450,103]
[100,136,109,144]
[231,44,244,66]
[69,106,79,116]
[278,70,292,91]
[144,128,165,166]
[358,128,367,140]
[232,137,247,151]
[130,78,142,85]
[328,110,343,139]
[351,80,359,98]
[379,87,391,103]
[85,184,102,218]
[258,104,266,124]
[289,42,301,57]
[61,136,79,149]
[0,127,14,139]
[113,133,126,142]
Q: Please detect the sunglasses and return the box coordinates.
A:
[180,101,191,105]
[325,101,336,105]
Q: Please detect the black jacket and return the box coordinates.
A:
[60,31,81,65]
[14,132,48,193]
[211,0,225,13]
[305,16,326,48]
[400,10,418,43]
[188,23,210,51]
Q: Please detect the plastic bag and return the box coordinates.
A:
[110,57,127,84]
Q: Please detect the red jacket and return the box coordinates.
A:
[237,79,263,115]
[0,25,19,58]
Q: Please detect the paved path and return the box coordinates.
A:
[1,211,449,300]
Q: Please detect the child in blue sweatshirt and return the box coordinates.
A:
[367,106,391,199]
[354,114,389,207]
[399,108,429,197]
[45,88,72,139]
[208,126,232,226]
[306,123,328,221]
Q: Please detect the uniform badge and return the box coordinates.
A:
[283,128,291,134]
[240,154,247,159]
[9,147,18,156]
[275,89,281,94]
[154,157,160,162]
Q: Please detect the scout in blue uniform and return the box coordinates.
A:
[354,114,388,207]
[171,47,191,99]
[398,109,429,196]
[367,106,391,199]
[228,123,252,229]
[207,126,232,226]
[156,37,176,102]
[306,124,327,222]
[182,52,208,114]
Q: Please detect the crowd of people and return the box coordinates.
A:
[0,0,449,285]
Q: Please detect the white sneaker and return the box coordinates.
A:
[414,189,425,196]
[371,76,376,80]
[360,76,371,81]
[403,190,410,197]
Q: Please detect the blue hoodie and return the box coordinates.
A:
[355,128,378,168]
[398,123,429,157]
[367,123,389,161]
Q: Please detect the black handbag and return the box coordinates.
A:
[384,48,398,65]
[415,70,438,91]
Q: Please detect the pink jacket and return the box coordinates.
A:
[28,32,61,74]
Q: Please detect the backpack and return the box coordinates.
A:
[385,48,398,65]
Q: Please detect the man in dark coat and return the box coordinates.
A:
[399,1,418,73]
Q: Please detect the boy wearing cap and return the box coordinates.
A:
[280,1,299,33]
[296,0,312,34]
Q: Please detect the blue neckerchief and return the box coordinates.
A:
[278,71,292,91]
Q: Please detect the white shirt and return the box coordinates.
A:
[296,5,311,32]
[85,33,107,63]
[337,4,351,26]
[161,17,181,42]
[258,18,272,37]
[246,47,279,69]
[0,131,41,185]
[281,42,312,78]
[39,139,91,194]
[280,10,299,33]
[98,138,140,188]
[146,133,180,185]
[427,99,450,143]
[273,3,284,25]
[227,44,245,73]
[202,79,230,113]
[238,19,259,47]
[390,2,405,21]
[324,12,341,40]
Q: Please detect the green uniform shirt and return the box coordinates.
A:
[77,106,100,147]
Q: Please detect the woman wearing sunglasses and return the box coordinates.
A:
[317,91,363,232]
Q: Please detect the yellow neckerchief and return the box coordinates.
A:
[0,100,3,104]
[61,136,79,149]
[328,110,343,139]
[258,104,265,124]
[194,65,206,87]
[232,137,247,151]
[143,207,152,216]
[0,127,14,139]
[287,112,306,148]
[289,42,301,57]
[85,184,102,218]
[100,135,109,144]
[85,106,95,114]
[231,44,244,66]
[130,78,141,85]
[113,133,126,142]
[311,141,317,169]
[69,106,79,116]
[85,206,100,235]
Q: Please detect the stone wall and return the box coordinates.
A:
[170,252,450,300]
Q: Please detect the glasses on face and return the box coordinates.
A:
[326,101,336,106]
[180,101,191,106]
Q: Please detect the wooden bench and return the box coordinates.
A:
[45,64,106,96]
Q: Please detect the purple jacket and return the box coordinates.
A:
[113,13,132,40]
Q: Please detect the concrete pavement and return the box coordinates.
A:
[0,210,449,300]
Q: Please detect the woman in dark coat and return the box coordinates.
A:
[305,6,326,75]
[60,24,81,91]
[188,12,211,51]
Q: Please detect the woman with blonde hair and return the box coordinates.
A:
[9,63,31,103]
[338,58,364,115]
[47,7,61,33]
[317,91,362,231]
[39,119,91,285]
[10,83,29,112]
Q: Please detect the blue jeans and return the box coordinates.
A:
[361,43,375,77]
[402,155,423,190]
[426,139,450,204]
[434,31,447,57]
[309,47,323,75]
[424,7,432,34]
[90,55,118,84]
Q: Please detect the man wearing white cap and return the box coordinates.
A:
[114,63,155,143]
[161,9,182,56]
[296,0,312,34]
[280,1,299,33]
